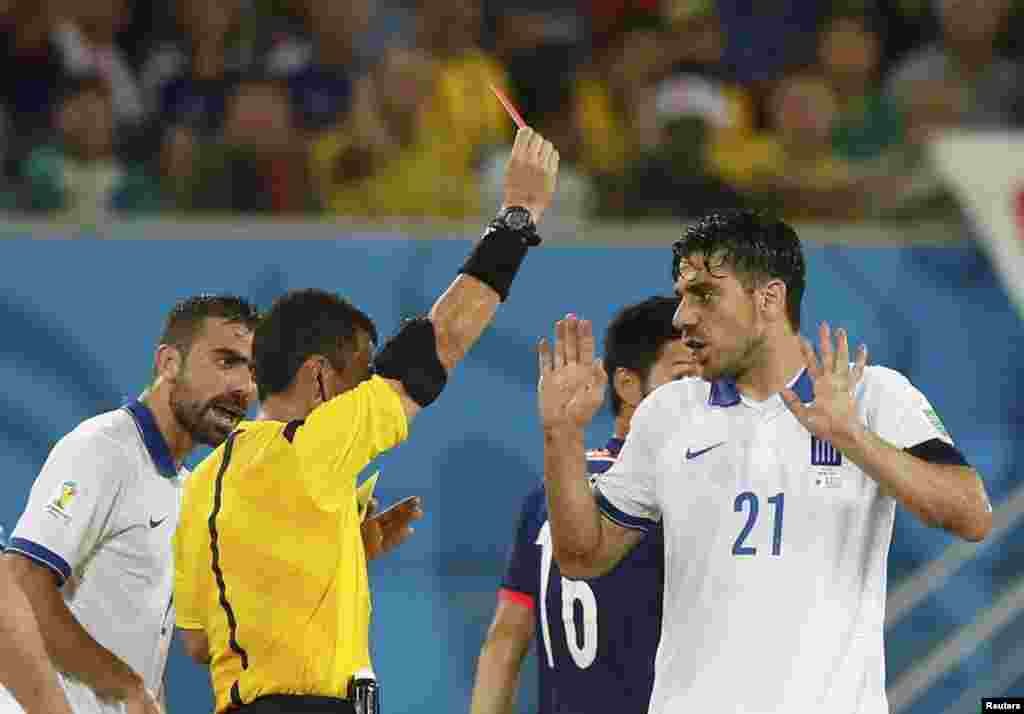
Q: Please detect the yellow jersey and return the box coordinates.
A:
[174,376,408,712]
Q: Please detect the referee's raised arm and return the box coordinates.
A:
[171,127,561,714]
[374,126,559,422]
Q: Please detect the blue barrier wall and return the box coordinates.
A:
[0,237,1021,713]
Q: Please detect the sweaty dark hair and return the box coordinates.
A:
[671,210,805,330]
[157,294,260,372]
[253,288,378,401]
[603,296,683,418]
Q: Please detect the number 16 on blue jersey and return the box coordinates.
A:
[537,521,598,669]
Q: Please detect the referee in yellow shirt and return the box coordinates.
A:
[173,127,560,714]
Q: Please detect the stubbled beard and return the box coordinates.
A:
[706,332,765,382]
[169,382,236,448]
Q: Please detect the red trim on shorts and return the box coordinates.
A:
[498,588,535,611]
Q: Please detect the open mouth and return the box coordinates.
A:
[208,405,244,426]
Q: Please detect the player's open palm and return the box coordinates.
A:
[782,322,868,450]
[502,127,559,226]
[538,315,607,430]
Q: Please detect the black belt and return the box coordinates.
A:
[231,694,356,714]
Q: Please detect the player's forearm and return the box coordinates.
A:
[37,594,141,700]
[469,638,526,714]
[543,427,604,572]
[4,556,143,701]
[839,426,992,541]
[0,570,73,714]
[428,274,500,373]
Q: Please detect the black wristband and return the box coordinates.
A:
[458,223,541,301]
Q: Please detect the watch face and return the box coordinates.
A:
[504,207,531,230]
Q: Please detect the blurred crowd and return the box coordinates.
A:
[0,0,1022,223]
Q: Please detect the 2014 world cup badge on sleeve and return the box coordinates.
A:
[45,480,78,520]
[811,436,844,489]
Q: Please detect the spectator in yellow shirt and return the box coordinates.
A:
[311,46,483,219]
[418,0,510,168]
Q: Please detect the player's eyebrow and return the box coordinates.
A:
[211,347,251,365]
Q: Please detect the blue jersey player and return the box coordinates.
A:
[470,297,697,714]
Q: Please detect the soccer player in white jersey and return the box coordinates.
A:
[537,210,993,713]
[0,295,261,714]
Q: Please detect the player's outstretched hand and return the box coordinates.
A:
[781,322,868,450]
[362,496,424,561]
[502,127,559,226]
[538,315,607,431]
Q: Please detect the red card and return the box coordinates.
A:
[490,83,526,129]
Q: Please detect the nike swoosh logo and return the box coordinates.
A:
[149,517,167,529]
[685,442,725,460]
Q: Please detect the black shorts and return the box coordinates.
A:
[231,695,356,714]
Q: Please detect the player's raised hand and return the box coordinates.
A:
[538,315,607,431]
[502,127,559,226]
[362,496,423,561]
[781,322,868,450]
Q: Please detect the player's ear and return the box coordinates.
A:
[759,279,787,323]
[614,367,644,409]
[154,343,185,380]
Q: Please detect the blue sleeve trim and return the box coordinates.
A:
[6,538,71,584]
[594,487,657,533]
[586,457,616,475]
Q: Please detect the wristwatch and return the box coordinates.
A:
[493,205,536,234]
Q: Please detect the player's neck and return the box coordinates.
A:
[140,388,193,465]
[734,333,807,402]
[258,392,314,423]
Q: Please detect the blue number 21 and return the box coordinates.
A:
[732,491,785,556]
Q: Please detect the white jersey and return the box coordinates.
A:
[595,366,953,714]
[0,402,185,714]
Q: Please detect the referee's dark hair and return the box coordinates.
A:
[254,289,378,401]
[603,296,683,418]
[671,210,805,331]
[157,294,260,371]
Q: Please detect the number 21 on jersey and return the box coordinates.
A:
[732,491,785,556]
[537,521,598,670]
